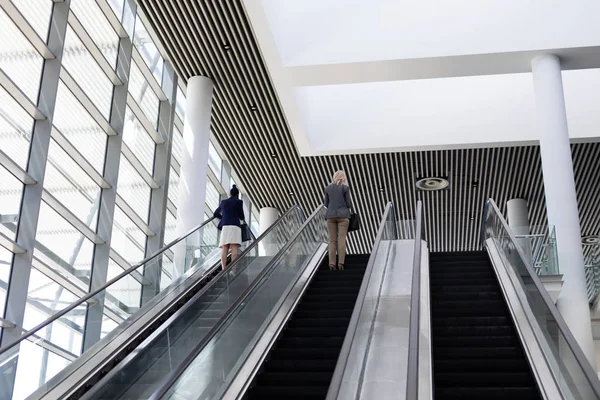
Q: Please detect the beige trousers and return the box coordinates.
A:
[327,218,350,267]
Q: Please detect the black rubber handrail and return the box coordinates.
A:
[148,205,326,400]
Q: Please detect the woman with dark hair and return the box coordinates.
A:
[214,185,245,270]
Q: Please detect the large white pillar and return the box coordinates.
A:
[259,207,279,256]
[507,199,533,266]
[531,54,595,367]
[174,76,214,276]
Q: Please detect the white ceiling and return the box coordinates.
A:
[243,0,600,156]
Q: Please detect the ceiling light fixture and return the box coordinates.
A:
[415,177,449,191]
[270,152,277,159]
[379,187,384,192]
[249,105,257,112]
[582,235,600,246]
[223,43,231,51]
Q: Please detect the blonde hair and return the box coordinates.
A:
[332,170,348,185]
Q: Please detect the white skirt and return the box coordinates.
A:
[219,225,242,247]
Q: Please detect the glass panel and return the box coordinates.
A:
[106,0,124,21]
[0,8,44,102]
[33,201,95,285]
[164,211,177,244]
[116,155,151,223]
[0,165,24,240]
[133,15,164,85]
[167,167,179,207]
[44,139,101,231]
[10,0,53,42]
[483,201,600,400]
[123,107,155,175]
[70,0,119,68]
[62,25,114,118]
[82,208,305,399]
[159,253,174,291]
[206,180,220,213]
[0,80,34,170]
[106,259,141,310]
[175,86,185,120]
[111,206,146,264]
[12,339,76,399]
[23,269,83,335]
[128,61,160,129]
[53,81,108,174]
[163,208,326,400]
[171,125,183,165]
[208,142,222,178]
[0,247,13,318]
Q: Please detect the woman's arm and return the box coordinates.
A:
[213,201,223,219]
[324,190,329,208]
[239,200,245,221]
[344,186,353,210]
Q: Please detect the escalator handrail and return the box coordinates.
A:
[148,205,326,400]
[406,200,424,400]
[326,202,396,400]
[0,206,299,356]
[483,198,600,396]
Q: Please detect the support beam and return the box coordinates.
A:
[0,2,71,399]
[531,54,596,368]
[81,0,136,352]
[142,62,177,305]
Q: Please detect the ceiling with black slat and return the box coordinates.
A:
[137,0,600,255]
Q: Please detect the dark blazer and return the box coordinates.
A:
[214,197,245,230]
[324,184,352,219]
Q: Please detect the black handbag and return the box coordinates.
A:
[241,223,252,242]
[348,212,361,232]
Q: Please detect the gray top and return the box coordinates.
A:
[324,184,352,219]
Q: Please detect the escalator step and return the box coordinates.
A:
[430,251,542,399]
[435,387,540,399]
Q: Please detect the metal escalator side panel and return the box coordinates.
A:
[486,239,563,400]
[219,244,328,399]
[151,206,328,400]
[483,199,600,400]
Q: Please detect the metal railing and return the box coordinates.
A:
[406,200,424,400]
[482,199,600,399]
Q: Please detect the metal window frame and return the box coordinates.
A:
[0,2,71,399]
[81,0,137,352]
[143,61,176,304]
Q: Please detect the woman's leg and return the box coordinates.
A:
[337,218,350,270]
[231,244,240,262]
[327,219,338,269]
[221,244,230,270]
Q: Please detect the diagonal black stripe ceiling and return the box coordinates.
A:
[138,0,600,255]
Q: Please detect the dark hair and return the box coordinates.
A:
[230,184,240,197]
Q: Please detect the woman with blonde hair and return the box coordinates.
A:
[324,170,353,270]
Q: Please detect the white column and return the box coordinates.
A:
[174,76,213,276]
[259,207,279,256]
[507,199,533,266]
[532,54,596,367]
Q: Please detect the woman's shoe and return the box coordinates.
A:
[338,264,344,271]
[329,264,336,270]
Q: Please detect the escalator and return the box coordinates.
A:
[430,251,542,399]
[0,206,306,400]
[245,255,369,399]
